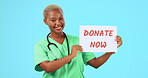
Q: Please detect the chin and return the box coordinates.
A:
[54,30,63,34]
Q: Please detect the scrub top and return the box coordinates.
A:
[34,34,95,78]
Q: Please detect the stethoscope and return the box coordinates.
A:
[46,32,71,63]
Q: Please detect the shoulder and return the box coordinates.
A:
[66,34,79,45]
[66,34,79,44]
[34,38,47,46]
[66,34,79,41]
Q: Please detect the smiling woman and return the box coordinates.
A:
[34,4,122,78]
[43,5,65,35]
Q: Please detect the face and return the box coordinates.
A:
[44,9,65,34]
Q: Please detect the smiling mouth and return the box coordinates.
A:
[55,26,62,30]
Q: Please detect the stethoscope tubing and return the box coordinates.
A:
[46,32,71,63]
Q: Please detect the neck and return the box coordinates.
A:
[50,32,65,39]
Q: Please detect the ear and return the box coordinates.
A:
[44,19,48,25]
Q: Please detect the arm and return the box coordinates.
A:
[88,35,122,68]
[39,45,83,73]
[39,55,74,72]
[87,52,114,68]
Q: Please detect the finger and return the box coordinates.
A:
[79,47,83,51]
[115,39,120,41]
[75,46,80,49]
[115,37,122,41]
[115,35,117,38]
[74,45,81,47]
[118,36,122,40]
[116,35,121,39]
[76,46,83,52]
[78,47,83,51]
[79,49,83,52]
[78,48,83,52]
[76,45,83,49]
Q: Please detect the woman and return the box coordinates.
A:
[34,4,122,78]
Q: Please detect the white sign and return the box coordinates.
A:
[80,26,117,52]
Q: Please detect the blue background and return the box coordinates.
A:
[0,0,148,78]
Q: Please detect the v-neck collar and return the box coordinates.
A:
[48,37,66,47]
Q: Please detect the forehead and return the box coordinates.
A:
[46,9,63,18]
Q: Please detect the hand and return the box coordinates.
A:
[106,36,122,54]
[116,35,122,48]
[70,45,83,58]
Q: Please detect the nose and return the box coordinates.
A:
[56,20,62,26]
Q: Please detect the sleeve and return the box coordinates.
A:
[34,43,49,72]
[82,52,96,65]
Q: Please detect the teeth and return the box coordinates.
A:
[55,27,61,29]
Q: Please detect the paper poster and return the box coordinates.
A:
[80,26,117,52]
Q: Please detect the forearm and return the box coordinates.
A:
[96,53,113,67]
[40,54,74,72]
[40,45,83,73]
[88,52,113,68]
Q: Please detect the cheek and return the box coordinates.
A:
[48,23,55,30]
[48,25,52,29]
[48,22,56,26]
[62,20,65,25]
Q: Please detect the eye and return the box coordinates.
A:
[60,18,63,20]
[51,20,56,22]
